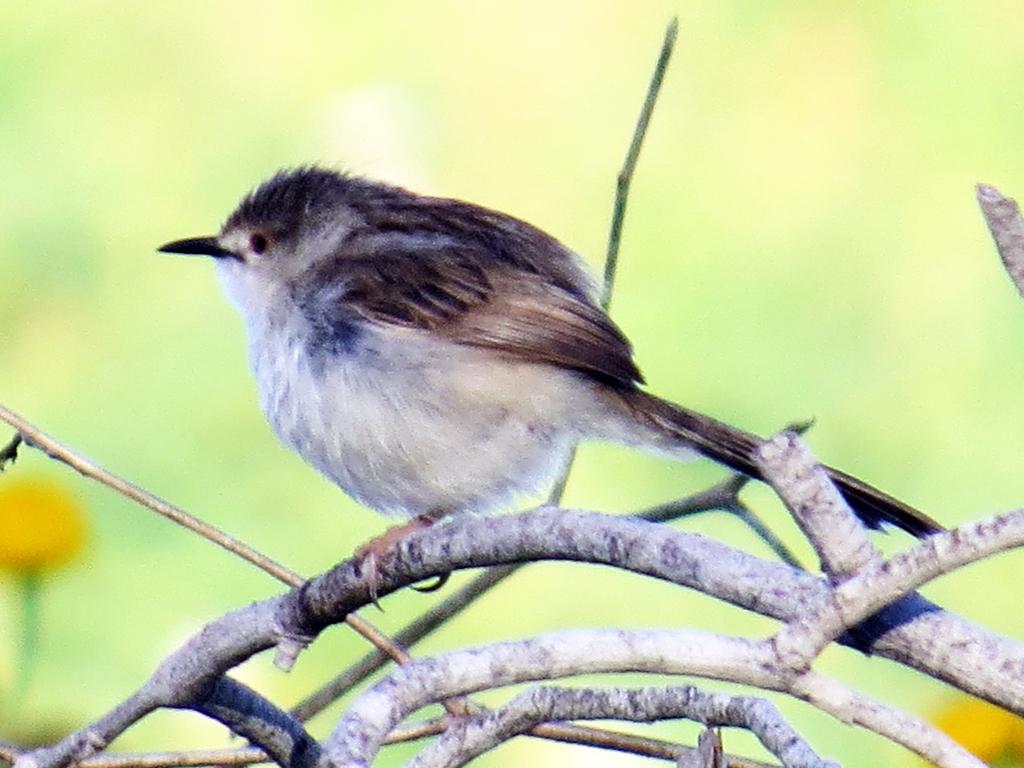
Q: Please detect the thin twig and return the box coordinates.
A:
[638,475,802,569]
[730,506,803,568]
[547,16,680,512]
[527,722,775,768]
[604,16,678,306]
[0,406,407,667]
[0,405,299,585]
[639,474,751,523]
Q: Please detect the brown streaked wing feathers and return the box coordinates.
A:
[317,235,643,389]
[444,276,643,387]
[339,252,492,328]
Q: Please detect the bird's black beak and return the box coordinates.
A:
[157,236,239,260]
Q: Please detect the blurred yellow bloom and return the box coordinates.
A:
[933,696,1024,763]
[0,475,86,571]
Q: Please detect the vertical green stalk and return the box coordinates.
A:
[13,571,41,703]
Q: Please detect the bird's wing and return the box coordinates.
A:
[295,227,642,388]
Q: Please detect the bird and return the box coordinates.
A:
[159,166,940,585]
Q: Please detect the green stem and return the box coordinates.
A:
[13,571,42,702]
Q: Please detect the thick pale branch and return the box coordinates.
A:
[755,432,881,577]
[792,673,983,768]
[765,501,1024,687]
[2,747,270,768]
[325,629,777,767]
[407,685,834,768]
[293,475,770,725]
[328,626,974,767]
[793,507,1024,679]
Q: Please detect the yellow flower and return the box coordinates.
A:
[0,475,86,571]
[933,696,1024,763]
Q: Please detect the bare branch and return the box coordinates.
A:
[296,504,1024,714]
[791,673,983,768]
[408,685,834,768]
[640,475,751,523]
[0,404,301,585]
[1,746,271,768]
[12,688,161,768]
[798,506,1024,671]
[977,183,1024,297]
[640,472,804,568]
[0,720,453,768]
[73,751,268,768]
[402,716,753,767]
[293,475,781,725]
[325,624,977,768]
[755,432,880,578]
[325,629,777,766]
[0,404,412,672]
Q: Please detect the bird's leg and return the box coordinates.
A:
[354,509,449,607]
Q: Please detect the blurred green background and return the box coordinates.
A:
[2,1,1024,765]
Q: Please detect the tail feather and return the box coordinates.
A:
[625,390,941,538]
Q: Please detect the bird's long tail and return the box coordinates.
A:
[622,389,941,538]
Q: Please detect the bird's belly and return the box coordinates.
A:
[252,326,575,518]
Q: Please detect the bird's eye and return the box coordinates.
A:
[249,233,268,255]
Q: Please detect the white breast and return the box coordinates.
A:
[247,310,586,518]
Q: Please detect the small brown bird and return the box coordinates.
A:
[159,167,940,578]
